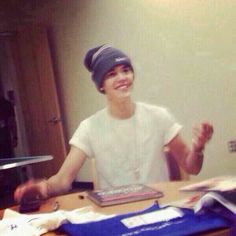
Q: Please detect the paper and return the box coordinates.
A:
[0,206,114,236]
[121,207,183,229]
[179,176,236,192]
[194,191,236,214]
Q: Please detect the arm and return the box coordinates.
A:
[14,146,87,202]
[166,122,213,175]
[46,146,86,196]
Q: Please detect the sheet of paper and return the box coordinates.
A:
[121,207,183,229]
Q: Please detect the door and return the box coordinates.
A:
[10,24,67,179]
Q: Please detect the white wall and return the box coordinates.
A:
[16,0,236,181]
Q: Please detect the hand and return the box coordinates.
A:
[192,122,214,152]
[14,179,48,203]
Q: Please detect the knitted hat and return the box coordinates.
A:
[84,45,133,93]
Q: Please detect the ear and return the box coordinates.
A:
[99,87,106,94]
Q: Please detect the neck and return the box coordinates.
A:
[107,98,135,119]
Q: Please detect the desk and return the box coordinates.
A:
[0,181,229,236]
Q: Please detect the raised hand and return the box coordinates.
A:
[192,122,214,152]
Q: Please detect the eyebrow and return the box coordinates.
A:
[106,65,131,75]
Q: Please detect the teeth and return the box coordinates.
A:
[117,85,128,90]
[116,83,128,89]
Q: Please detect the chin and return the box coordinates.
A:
[117,88,132,98]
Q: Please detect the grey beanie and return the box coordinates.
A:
[84,45,133,93]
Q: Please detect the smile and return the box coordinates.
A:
[114,81,131,90]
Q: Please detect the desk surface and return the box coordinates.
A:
[0,155,53,170]
[0,181,229,236]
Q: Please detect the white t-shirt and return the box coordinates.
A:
[69,102,182,189]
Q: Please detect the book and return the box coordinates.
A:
[179,176,236,192]
[87,184,163,207]
[193,191,236,214]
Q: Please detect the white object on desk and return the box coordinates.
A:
[121,207,184,229]
[0,155,53,170]
[0,155,53,182]
[1,206,113,236]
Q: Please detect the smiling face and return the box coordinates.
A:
[102,64,134,100]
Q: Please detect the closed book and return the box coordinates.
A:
[87,184,163,207]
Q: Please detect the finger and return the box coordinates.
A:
[197,123,213,141]
[203,124,213,140]
[14,185,26,202]
[14,180,36,202]
[203,123,213,134]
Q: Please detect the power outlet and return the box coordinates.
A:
[228,140,236,152]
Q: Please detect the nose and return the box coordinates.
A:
[116,71,126,81]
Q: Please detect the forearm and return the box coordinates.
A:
[44,174,74,198]
[14,148,86,203]
[185,146,204,175]
[167,134,205,176]
[44,148,86,198]
[186,121,213,174]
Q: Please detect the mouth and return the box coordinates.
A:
[114,81,132,91]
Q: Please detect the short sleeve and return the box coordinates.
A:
[69,120,93,158]
[162,108,182,145]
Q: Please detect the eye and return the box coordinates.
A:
[122,66,132,73]
[105,70,117,78]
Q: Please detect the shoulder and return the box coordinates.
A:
[136,102,170,117]
[72,107,107,138]
[79,107,107,127]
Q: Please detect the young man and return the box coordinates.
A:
[14,45,213,202]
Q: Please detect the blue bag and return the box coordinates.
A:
[58,203,231,236]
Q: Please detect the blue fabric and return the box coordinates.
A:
[58,204,230,236]
[201,204,236,236]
